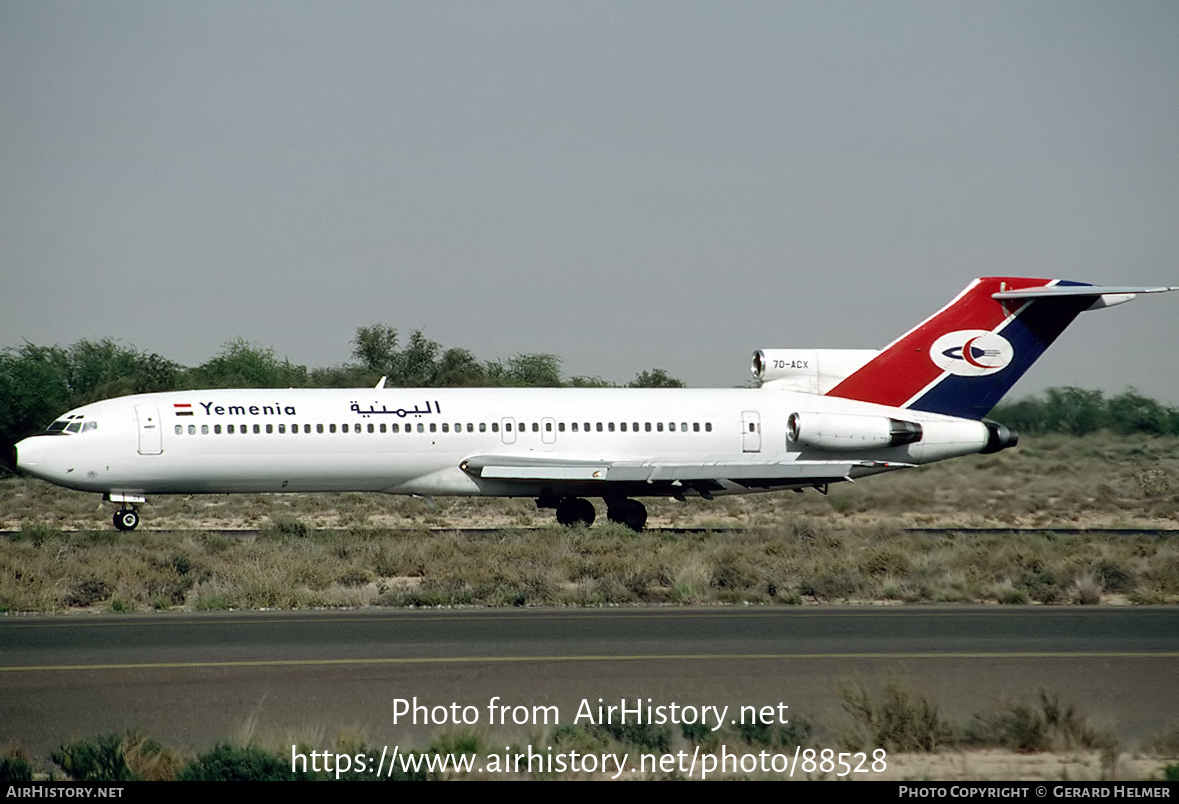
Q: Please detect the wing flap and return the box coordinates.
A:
[462,454,910,484]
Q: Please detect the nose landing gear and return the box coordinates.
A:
[113,506,140,531]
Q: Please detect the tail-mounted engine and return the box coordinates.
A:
[787,412,923,451]
[981,419,1019,454]
[752,349,879,394]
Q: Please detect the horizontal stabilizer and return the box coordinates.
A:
[992,284,1178,300]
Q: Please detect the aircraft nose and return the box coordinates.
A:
[12,438,29,474]
[12,436,48,479]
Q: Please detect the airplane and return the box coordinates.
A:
[13,277,1176,532]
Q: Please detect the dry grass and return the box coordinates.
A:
[1,516,1175,612]
[1,433,1176,612]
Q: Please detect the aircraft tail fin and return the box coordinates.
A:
[825,277,1176,419]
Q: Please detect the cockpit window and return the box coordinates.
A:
[42,415,96,434]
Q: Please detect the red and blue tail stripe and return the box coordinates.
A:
[826,277,1094,419]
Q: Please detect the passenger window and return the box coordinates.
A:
[706,423,712,432]
[442,423,449,433]
[693,423,700,432]
[430,423,437,433]
[317,424,324,434]
[657,423,664,432]
[329,424,336,434]
[342,424,349,433]
[202,425,209,435]
[379,424,386,433]
[608,422,615,432]
[645,422,652,432]
[480,423,487,432]
[620,422,627,432]
[417,423,424,433]
[228,425,235,434]
[188,425,196,435]
[266,424,273,434]
[492,423,499,432]
[596,423,603,432]
[254,424,261,434]
[175,425,182,435]
[532,423,539,432]
[572,423,579,432]
[558,422,565,432]
[279,424,286,434]
[392,424,400,433]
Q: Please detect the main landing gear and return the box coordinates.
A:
[113,506,140,532]
[540,496,649,531]
[606,498,648,531]
[554,497,596,527]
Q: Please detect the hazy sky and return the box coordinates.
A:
[2,1,1177,400]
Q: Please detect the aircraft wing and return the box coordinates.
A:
[460,453,911,484]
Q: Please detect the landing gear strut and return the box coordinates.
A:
[113,506,140,532]
[606,498,648,531]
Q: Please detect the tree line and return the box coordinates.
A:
[0,326,684,467]
[990,386,1179,437]
[3,328,1176,473]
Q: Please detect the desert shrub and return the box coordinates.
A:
[965,691,1115,753]
[0,756,32,782]
[52,734,138,782]
[836,677,952,753]
[177,743,298,781]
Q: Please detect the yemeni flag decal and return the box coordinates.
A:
[173,403,194,417]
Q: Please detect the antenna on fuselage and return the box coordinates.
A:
[375,376,387,389]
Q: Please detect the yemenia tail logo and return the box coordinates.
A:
[929,330,1013,377]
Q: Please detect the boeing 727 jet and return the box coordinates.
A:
[14,277,1176,530]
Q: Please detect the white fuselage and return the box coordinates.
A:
[15,386,991,501]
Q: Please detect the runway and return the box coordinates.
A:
[2,606,1176,763]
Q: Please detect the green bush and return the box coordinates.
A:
[0,755,33,782]
[177,743,299,781]
[52,734,138,782]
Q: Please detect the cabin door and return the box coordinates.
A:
[741,410,761,453]
[136,405,163,455]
